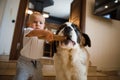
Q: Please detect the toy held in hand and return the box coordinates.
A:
[26,29,66,41]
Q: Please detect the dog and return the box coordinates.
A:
[53,22,91,80]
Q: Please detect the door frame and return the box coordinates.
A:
[69,0,86,32]
[9,0,28,60]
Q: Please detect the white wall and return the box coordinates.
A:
[85,0,120,71]
[0,0,20,55]
[0,0,6,28]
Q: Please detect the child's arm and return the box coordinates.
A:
[26,29,66,41]
[26,29,54,42]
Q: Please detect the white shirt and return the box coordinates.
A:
[20,27,44,59]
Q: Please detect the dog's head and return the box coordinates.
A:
[54,22,91,50]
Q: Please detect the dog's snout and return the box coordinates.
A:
[64,27,72,32]
[63,27,72,36]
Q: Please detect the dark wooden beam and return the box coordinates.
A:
[9,0,28,60]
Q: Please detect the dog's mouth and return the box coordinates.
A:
[58,26,77,46]
[61,36,76,46]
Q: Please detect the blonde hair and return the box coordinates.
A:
[26,12,45,27]
[28,12,45,23]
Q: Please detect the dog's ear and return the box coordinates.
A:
[80,33,91,47]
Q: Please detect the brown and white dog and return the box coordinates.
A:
[53,22,91,80]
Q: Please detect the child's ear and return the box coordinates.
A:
[80,33,91,47]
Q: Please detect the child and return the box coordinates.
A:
[14,12,53,80]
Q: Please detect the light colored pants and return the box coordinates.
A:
[13,56,43,80]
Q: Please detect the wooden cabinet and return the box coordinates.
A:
[69,0,86,32]
[43,42,52,57]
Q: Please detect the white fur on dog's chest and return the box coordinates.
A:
[56,46,88,70]
[54,47,88,80]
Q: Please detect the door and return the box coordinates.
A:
[0,0,20,55]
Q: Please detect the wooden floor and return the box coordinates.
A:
[0,55,120,80]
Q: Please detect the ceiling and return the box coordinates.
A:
[43,0,73,19]
[29,0,73,24]
[29,0,73,19]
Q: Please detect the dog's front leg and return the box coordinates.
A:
[54,54,67,80]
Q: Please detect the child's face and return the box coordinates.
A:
[29,15,45,30]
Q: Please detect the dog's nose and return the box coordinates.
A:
[64,27,72,33]
[63,27,72,37]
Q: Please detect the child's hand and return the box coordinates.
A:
[25,29,54,41]
[45,30,54,42]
